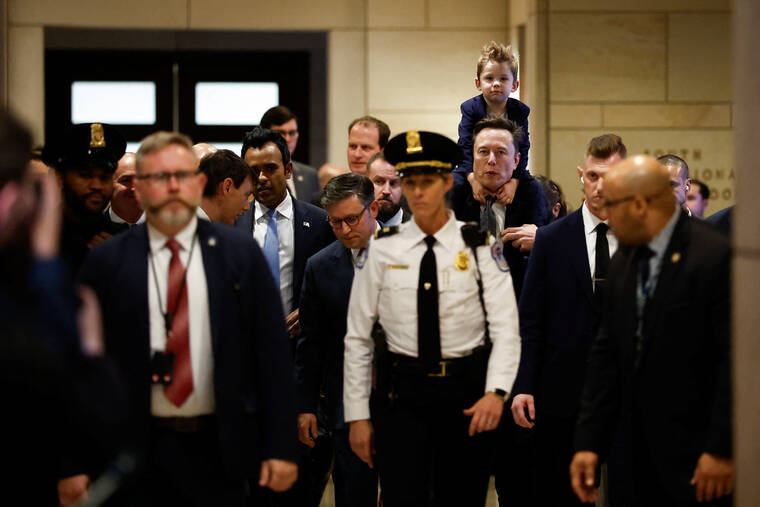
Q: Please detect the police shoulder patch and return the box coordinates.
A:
[375,226,399,239]
[491,242,510,272]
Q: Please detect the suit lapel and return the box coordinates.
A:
[128,225,151,354]
[566,210,594,305]
[197,220,224,353]
[638,212,690,365]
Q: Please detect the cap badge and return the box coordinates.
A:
[90,123,106,148]
[455,251,469,271]
[406,130,423,154]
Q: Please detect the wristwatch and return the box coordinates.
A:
[492,388,509,401]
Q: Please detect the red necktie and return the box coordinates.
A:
[164,238,193,406]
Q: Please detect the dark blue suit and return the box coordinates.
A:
[296,240,377,507]
[513,208,599,506]
[78,219,298,503]
[235,196,334,313]
[451,175,548,298]
[454,95,531,186]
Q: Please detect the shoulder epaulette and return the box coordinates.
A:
[460,222,488,248]
[375,226,399,239]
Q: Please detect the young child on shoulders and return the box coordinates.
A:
[455,41,531,205]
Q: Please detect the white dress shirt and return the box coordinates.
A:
[480,200,507,239]
[147,216,215,416]
[382,208,405,228]
[581,201,619,285]
[253,196,295,312]
[343,212,521,422]
[107,203,145,225]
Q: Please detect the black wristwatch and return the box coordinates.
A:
[492,388,509,401]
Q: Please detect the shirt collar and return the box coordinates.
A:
[408,210,459,252]
[147,215,198,254]
[581,201,608,236]
[383,207,404,227]
[255,193,294,223]
[107,203,145,225]
[196,206,211,221]
[647,204,681,258]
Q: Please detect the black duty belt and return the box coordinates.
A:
[387,351,485,378]
[151,414,215,433]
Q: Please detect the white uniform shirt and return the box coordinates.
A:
[253,196,295,312]
[343,211,521,422]
[147,216,215,416]
[581,201,618,284]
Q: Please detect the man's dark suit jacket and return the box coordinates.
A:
[292,161,321,202]
[574,212,731,501]
[451,175,548,298]
[512,208,600,418]
[454,94,530,186]
[78,219,298,479]
[295,240,354,428]
[234,195,334,313]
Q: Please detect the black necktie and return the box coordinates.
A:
[418,236,441,365]
[594,223,610,299]
[637,245,655,299]
[480,195,499,239]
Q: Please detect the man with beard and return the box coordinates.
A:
[366,151,409,227]
[105,152,144,232]
[78,131,298,506]
[43,123,126,273]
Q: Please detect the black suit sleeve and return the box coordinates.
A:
[295,257,327,415]
[513,226,549,395]
[573,258,624,459]
[704,244,732,458]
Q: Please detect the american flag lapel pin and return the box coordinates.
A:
[303,221,310,228]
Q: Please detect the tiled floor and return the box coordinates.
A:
[318,477,500,507]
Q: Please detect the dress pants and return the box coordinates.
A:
[332,428,378,507]
[492,413,536,507]
[374,373,493,507]
[528,411,583,507]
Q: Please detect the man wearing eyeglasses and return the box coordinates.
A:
[260,106,320,202]
[295,173,380,507]
[77,131,298,505]
[511,133,627,506]
[571,155,732,506]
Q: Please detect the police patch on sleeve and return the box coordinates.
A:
[491,242,510,272]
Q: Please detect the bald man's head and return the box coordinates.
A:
[192,143,218,164]
[603,155,677,245]
[318,163,350,189]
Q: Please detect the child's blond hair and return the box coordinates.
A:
[477,41,519,81]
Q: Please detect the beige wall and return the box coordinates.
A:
[2,0,513,168]
[541,0,733,217]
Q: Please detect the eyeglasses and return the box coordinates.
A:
[136,170,201,185]
[327,202,370,229]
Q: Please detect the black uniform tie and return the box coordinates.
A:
[594,223,610,300]
[480,195,499,239]
[418,235,441,365]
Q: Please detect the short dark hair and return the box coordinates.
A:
[241,126,291,166]
[320,172,375,209]
[536,174,567,221]
[260,106,297,128]
[366,150,387,173]
[691,178,710,200]
[657,154,689,180]
[348,116,391,149]
[200,149,253,197]
[586,134,627,160]
[472,117,525,153]
[0,110,32,187]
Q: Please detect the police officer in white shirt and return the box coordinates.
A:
[343,131,522,507]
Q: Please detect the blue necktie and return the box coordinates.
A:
[263,209,280,288]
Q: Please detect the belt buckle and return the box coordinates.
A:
[427,360,451,377]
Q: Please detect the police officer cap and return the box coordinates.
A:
[384,130,462,178]
[43,123,126,173]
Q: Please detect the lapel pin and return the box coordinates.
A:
[208,237,217,247]
[297,175,304,181]
[303,221,310,228]
[424,282,432,290]
[671,252,681,263]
